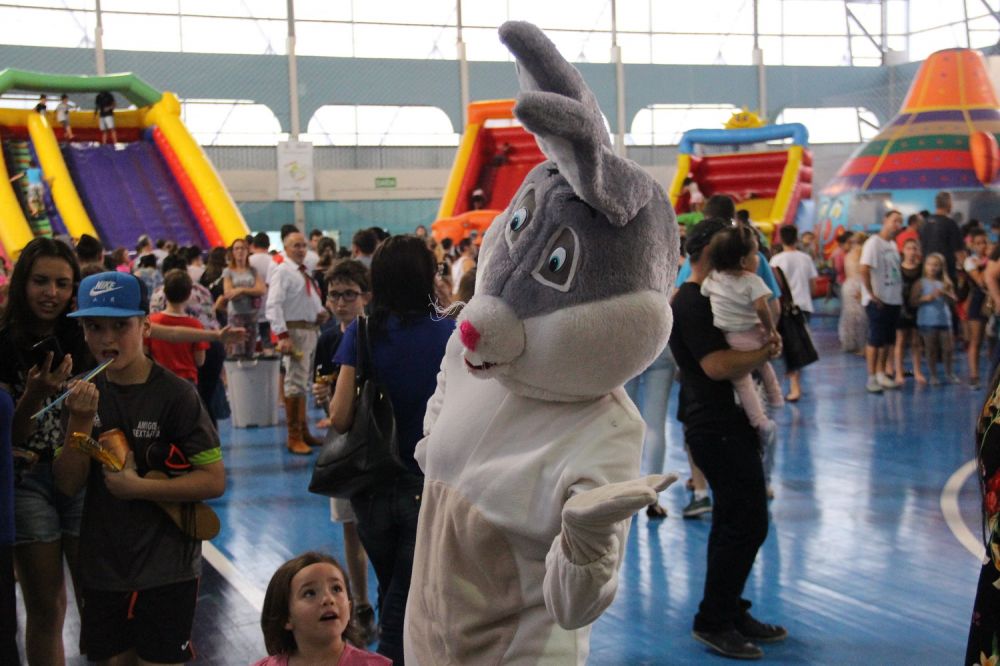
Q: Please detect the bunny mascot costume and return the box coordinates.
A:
[404,22,680,664]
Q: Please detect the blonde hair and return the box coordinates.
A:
[923,252,953,290]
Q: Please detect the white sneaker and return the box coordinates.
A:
[866,376,883,393]
[877,373,900,389]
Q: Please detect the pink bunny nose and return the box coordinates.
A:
[459,320,481,351]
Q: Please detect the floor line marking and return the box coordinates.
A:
[942,458,985,561]
[203,542,266,612]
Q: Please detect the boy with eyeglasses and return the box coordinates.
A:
[308,259,378,643]
[312,259,371,408]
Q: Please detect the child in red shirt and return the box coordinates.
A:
[146,269,207,383]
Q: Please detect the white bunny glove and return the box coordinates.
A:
[560,473,678,565]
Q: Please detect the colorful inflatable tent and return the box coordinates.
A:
[668,112,814,239]
[432,100,545,244]
[0,68,248,260]
[812,48,1000,251]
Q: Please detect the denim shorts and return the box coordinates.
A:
[15,462,85,545]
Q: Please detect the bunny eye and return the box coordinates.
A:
[532,226,579,292]
[510,208,528,231]
[504,188,535,248]
[547,247,567,272]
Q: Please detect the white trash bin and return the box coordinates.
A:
[225,357,280,428]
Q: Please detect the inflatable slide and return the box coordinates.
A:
[432,100,546,244]
[668,111,813,238]
[0,69,248,260]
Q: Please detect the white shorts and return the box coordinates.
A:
[98,115,115,131]
[330,497,356,523]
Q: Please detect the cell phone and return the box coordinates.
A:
[31,336,65,368]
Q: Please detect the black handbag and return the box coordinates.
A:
[773,266,819,371]
[308,316,407,499]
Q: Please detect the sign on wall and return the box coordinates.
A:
[277,140,315,201]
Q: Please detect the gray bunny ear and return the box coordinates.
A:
[499,20,654,227]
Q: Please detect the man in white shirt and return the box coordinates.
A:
[266,229,327,454]
[278,224,319,271]
[769,225,818,402]
[859,210,904,393]
[249,233,275,352]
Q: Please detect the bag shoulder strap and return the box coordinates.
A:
[354,316,378,384]
[772,265,794,309]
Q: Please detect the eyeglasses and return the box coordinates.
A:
[328,290,362,302]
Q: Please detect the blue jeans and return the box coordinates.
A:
[350,473,423,665]
[625,345,677,477]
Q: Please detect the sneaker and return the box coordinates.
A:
[692,629,763,660]
[683,495,712,518]
[866,376,883,393]
[736,613,788,643]
[646,502,668,519]
[355,602,378,645]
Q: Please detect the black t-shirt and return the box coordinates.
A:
[313,320,344,378]
[95,91,114,117]
[78,363,221,591]
[919,214,962,277]
[668,282,751,434]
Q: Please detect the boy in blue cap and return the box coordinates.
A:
[52,272,224,664]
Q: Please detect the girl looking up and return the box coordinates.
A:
[255,552,390,666]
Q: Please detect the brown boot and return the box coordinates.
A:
[299,396,324,447]
[284,395,311,455]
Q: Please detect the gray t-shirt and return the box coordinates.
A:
[78,363,221,591]
[223,266,258,316]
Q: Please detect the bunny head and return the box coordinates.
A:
[456,21,679,402]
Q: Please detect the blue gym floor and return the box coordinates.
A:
[20,315,982,664]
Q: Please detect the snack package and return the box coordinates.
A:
[68,430,126,471]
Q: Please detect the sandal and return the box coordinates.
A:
[646,503,667,519]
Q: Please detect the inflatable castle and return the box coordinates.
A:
[0,69,248,261]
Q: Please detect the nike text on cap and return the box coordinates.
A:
[69,271,149,318]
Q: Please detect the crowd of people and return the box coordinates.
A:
[0,219,478,665]
[1,187,991,663]
[829,191,1000,391]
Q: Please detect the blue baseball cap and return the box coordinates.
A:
[69,271,149,318]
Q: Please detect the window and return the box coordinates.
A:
[304,105,458,146]
[180,99,285,146]
[629,104,741,146]
[775,107,880,144]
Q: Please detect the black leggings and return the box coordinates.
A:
[197,341,226,425]
[687,422,770,632]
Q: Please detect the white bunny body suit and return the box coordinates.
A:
[405,334,644,664]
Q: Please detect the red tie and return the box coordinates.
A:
[298,263,314,296]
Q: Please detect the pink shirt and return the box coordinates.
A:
[251,643,392,666]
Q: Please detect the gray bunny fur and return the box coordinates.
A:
[460,21,679,401]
